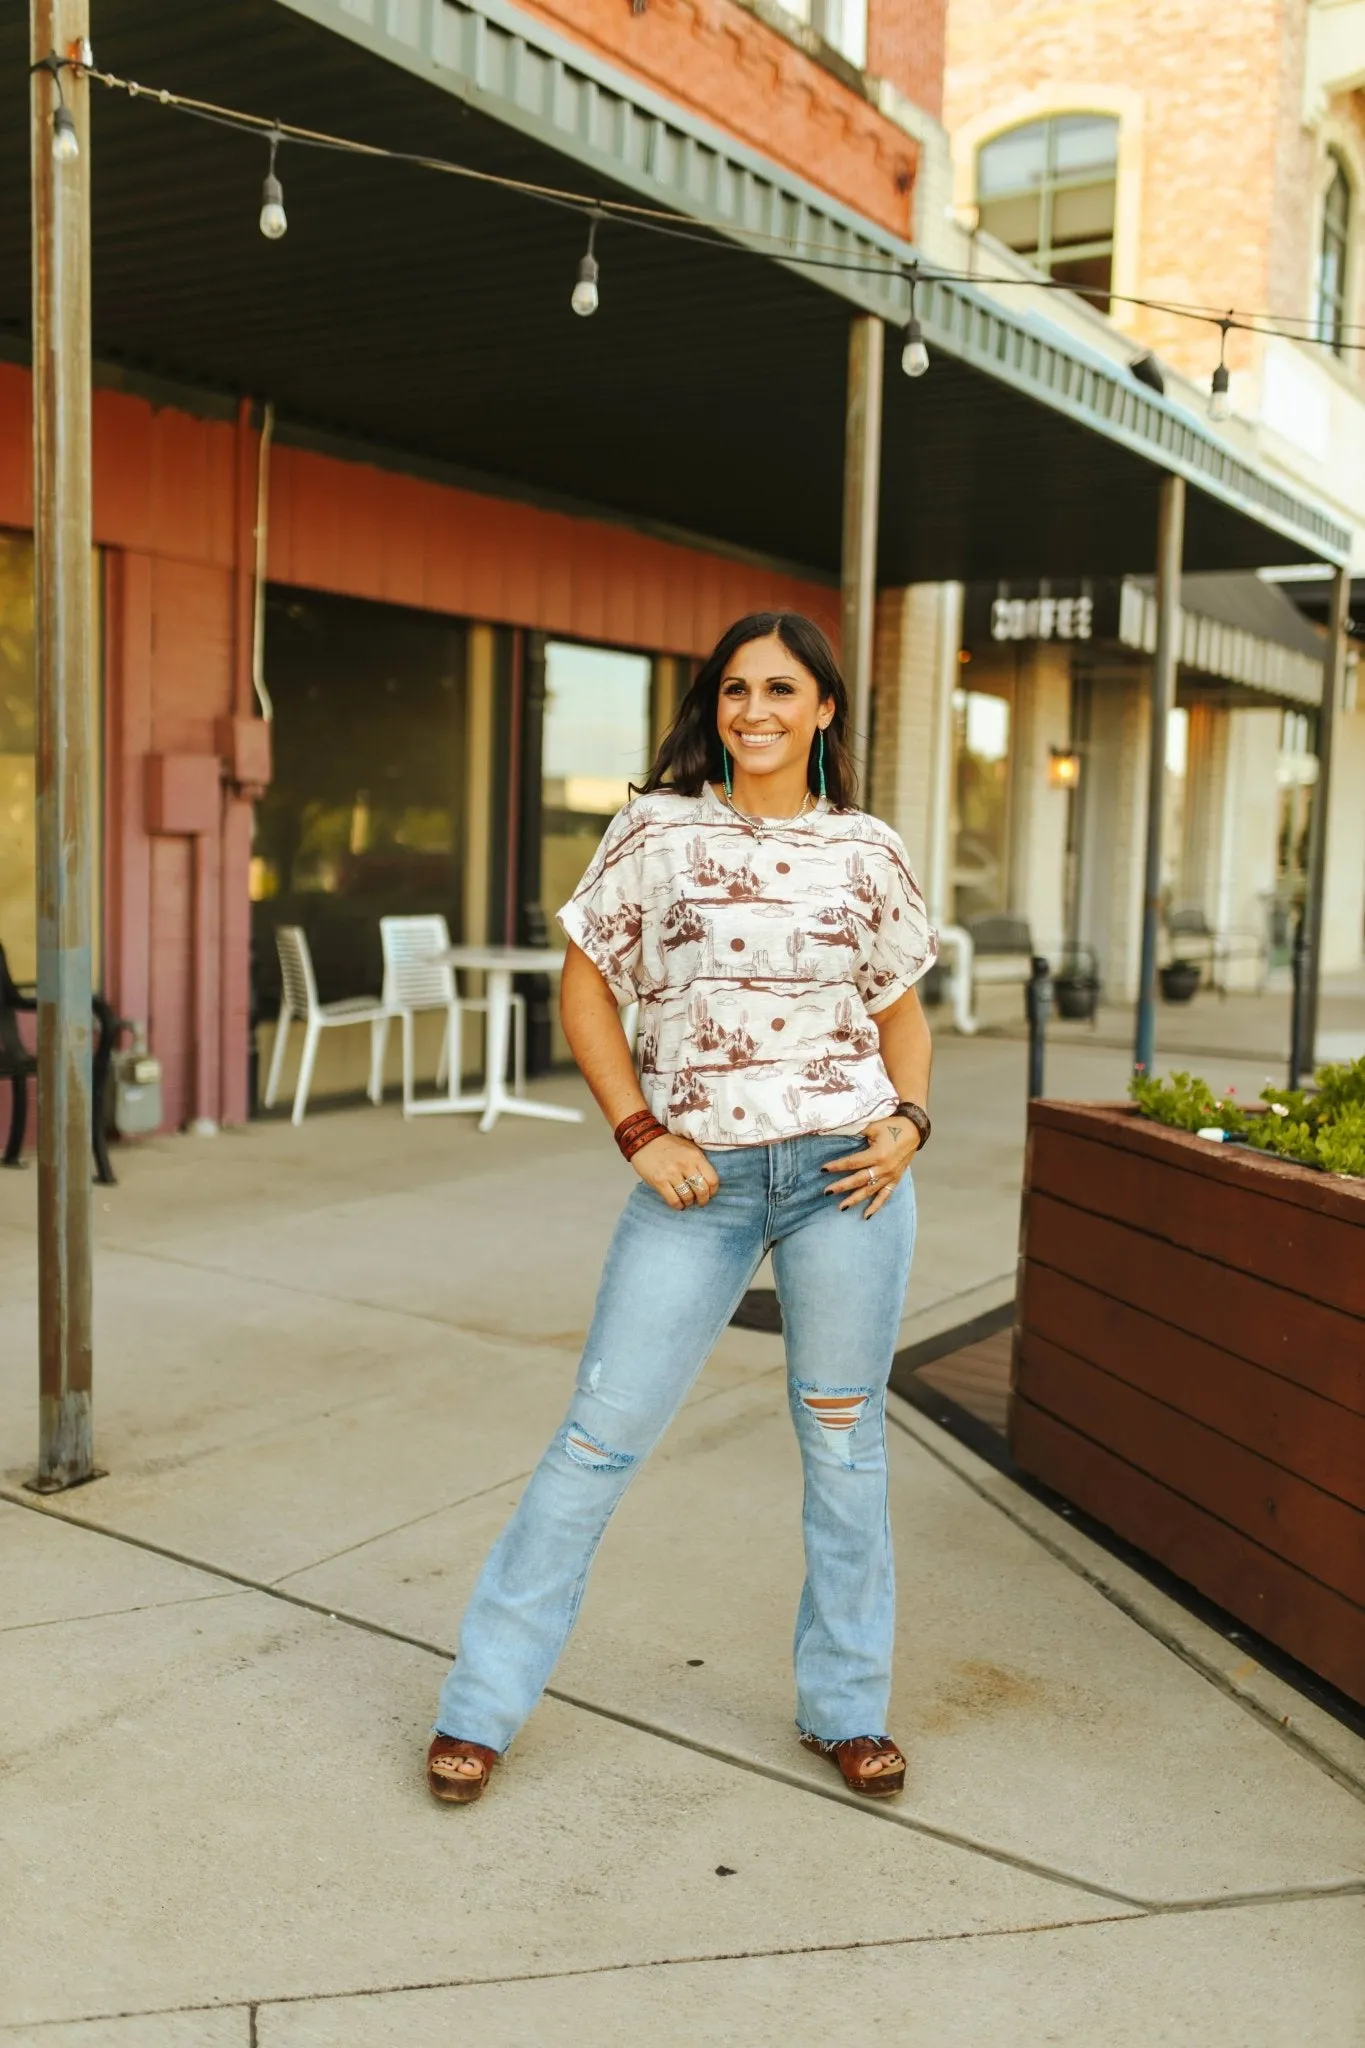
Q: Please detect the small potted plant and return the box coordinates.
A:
[1159,958,1201,1002]
[1052,942,1101,1021]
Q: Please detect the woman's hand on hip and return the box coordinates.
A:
[823,1115,921,1218]
[632,1134,720,1210]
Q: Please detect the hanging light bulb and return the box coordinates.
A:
[901,316,929,378]
[1209,363,1231,422]
[51,103,79,163]
[571,214,601,317]
[900,262,930,378]
[1208,318,1232,422]
[259,131,287,240]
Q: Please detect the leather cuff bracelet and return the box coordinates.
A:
[614,1110,666,1161]
[893,1100,931,1152]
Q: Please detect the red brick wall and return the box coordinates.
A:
[514,0,919,235]
[0,363,836,1130]
[868,0,948,120]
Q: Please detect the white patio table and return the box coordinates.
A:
[411,944,584,1134]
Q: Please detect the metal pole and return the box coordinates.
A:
[841,314,884,791]
[1026,955,1052,1099]
[1133,475,1185,1076]
[1288,902,1308,1091]
[1298,563,1350,1076]
[30,1,95,1491]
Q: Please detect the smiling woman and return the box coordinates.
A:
[427,610,938,1809]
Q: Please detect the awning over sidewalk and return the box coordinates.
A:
[964,571,1327,708]
[1121,572,1327,707]
[0,0,1349,585]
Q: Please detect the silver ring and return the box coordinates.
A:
[686,1174,708,1191]
[865,1167,878,1186]
[675,1182,693,1199]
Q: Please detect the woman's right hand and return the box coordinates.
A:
[631,1134,720,1210]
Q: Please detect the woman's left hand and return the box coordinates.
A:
[823,1114,922,1218]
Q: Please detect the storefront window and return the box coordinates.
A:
[541,640,652,941]
[0,531,101,986]
[951,685,1013,924]
[252,589,467,1007]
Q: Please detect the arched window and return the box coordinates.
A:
[976,114,1119,309]
[1316,155,1351,355]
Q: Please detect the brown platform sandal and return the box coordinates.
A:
[800,1733,906,1799]
[426,1735,499,1804]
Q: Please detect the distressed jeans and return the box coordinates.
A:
[434,1133,916,1753]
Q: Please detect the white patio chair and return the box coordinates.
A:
[263,926,389,1127]
[378,914,526,1117]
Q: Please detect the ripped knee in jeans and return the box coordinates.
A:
[562,1421,636,1474]
[794,1383,873,1456]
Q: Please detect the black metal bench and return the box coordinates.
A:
[0,942,122,1186]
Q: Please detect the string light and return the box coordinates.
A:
[31,53,81,163]
[70,56,1365,358]
[259,129,287,241]
[572,212,602,317]
[1209,317,1233,422]
[900,263,929,377]
[52,104,79,163]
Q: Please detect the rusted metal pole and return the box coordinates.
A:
[30,0,96,1491]
[841,314,884,790]
[1298,562,1350,1074]
[1133,473,1185,1078]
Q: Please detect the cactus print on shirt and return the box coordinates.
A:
[557,785,936,1147]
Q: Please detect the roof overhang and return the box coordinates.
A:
[0,0,1349,586]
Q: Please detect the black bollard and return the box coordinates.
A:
[1026,954,1053,1100]
[1288,903,1309,1092]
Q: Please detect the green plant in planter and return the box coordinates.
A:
[1129,1056,1365,1178]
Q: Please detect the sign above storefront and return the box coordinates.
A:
[990,593,1093,642]
[964,579,1120,650]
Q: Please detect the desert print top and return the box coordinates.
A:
[558,785,936,1147]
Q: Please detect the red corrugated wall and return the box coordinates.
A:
[0,363,837,1129]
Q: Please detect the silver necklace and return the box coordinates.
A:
[719,785,815,839]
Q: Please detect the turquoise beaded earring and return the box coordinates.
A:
[723,744,733,798]
[816,728,827,801]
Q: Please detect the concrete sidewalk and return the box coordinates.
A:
[2,1031,1363,2045]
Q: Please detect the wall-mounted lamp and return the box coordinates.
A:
[1048,745,1082,790]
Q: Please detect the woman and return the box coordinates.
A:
[428,611,935,1804]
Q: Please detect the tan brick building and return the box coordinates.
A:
[925,0,1365,992]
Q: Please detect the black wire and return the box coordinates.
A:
[83,64,1365,354]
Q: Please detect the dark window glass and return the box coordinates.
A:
[977,114,1118,310]
[1316,156,1351,356]
[252,588,467,1009]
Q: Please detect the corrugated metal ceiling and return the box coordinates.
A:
[0,1,1345,581]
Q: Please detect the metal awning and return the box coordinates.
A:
[0,0,1350,583]
[1121,572,1329,708]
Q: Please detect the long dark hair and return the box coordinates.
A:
[637,611,858,810]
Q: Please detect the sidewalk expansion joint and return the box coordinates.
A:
[885,1404,1365,1809]
[13,1895,1364,2035]
[1,1481,1144,1913]
[8,1484,1360,1924]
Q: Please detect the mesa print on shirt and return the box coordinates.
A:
[558,786,937,1147]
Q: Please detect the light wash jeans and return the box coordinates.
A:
[435,1133,916,1753]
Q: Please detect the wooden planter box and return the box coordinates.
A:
[1011,1102,1365,1706]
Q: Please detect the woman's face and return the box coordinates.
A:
[715,632,834,783]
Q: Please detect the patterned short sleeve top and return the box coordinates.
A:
[558,785,937,1148]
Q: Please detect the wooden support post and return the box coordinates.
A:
[1133,474,1185,1079]
[29,0,96,1490]
[1297,563,1350,1074]
[841,315,884,791]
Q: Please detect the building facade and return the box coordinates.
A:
[1,0,1350,1141]
[933,0,1365,994]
